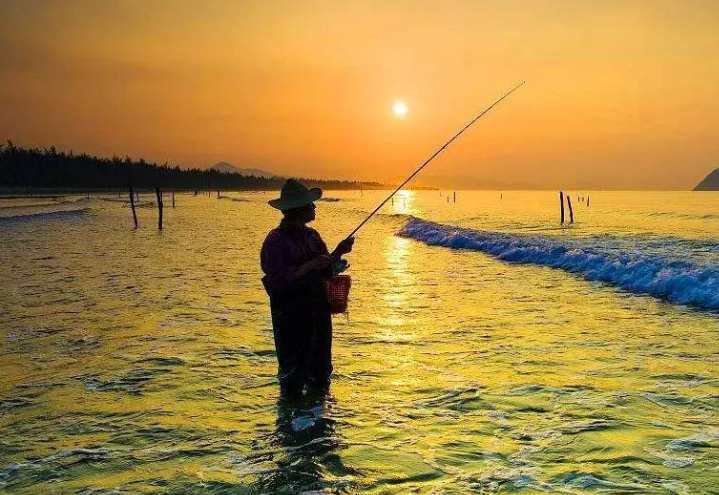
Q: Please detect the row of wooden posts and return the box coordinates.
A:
[439,191,458,203]
[559,191,590,224]
[128,188,225,229]
[387,190,589,224]
[128,186,183,230]
[435,190,591,225]
[126,188,589,229]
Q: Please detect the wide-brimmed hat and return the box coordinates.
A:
[268,179,323,211]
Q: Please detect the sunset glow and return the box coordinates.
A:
[1,0,718,189]
[2,2,719,493]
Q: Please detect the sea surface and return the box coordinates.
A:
[1,190,718,494]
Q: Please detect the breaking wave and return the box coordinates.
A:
[398,218,719,311]
[0,208,89,224]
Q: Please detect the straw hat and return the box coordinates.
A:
[268,179,323,210]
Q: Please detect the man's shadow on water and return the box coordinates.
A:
[255,388,356,494]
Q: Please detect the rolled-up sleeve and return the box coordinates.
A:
[261,231,296,293]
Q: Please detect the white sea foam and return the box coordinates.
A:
[398,218,719,310]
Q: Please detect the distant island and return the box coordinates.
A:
[694,167,719,191]
[0,142,385,191]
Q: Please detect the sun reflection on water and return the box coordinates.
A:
[375,234,415,342]
[389,189,418,216]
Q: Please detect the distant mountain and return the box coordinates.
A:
[694,167,719,191]
[211,162,276,178]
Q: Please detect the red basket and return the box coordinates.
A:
[325,275,352,314]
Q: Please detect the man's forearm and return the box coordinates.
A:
[293,262,314,280]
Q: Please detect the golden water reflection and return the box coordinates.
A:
[1,191,719,494]
[388,189,418,217]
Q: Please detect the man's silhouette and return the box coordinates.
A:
[261,179,354,397]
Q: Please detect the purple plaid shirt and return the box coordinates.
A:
[260,220,330,295]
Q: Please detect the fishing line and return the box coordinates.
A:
[346,81,526,240]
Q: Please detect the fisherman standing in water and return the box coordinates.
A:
[261,179,354,397]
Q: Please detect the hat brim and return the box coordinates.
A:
[268,187,322,210]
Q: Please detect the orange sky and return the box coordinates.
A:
[1,0,718,189]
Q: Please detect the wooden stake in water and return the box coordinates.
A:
[172,190,176,208]
[155,187,164,231]
[129,186,138,229]
[559,191,565,224]
[567,195,574,224]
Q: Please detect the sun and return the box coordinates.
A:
[393,100,408,117]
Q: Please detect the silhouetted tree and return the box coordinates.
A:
[0,142,385,191]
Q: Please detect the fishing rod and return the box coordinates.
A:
[346,81,526,239]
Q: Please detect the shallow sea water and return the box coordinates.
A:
[1,190,718,494]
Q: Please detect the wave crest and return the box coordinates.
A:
[398,218,719,311]
[0,208,89,224]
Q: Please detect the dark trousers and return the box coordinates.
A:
[270,296,333,395]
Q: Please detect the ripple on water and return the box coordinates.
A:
[666,431,719,452]
[506,384,594,397]
[0,396,38,414]
[556,472,647,492]
[81,366,177,395]
[413,386,488,413]
[556,418,617,435]
[135,356,186,366]
[342,444,443,488]
[646,447,696,469]
[0,448,110,491]
[463,467,552,493]
[210,346,276,363]
[4,326,57,342]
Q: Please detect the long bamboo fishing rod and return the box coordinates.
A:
[346,81,525,239]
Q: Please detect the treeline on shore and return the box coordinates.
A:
[0,142,385,191]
